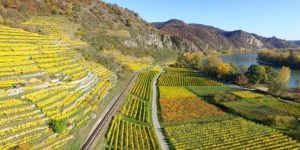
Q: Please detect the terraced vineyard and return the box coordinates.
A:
[0,24,116,149]
[105,71,160,149]
[165,118,300,150]
[21,16,86,47]
[158,67,222,86]
[102,50,154,71]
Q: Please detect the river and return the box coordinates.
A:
[221,53,300,88]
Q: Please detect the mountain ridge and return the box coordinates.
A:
[153,19,297,50]
[0,0,296,57]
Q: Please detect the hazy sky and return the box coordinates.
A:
[103,0,300,40]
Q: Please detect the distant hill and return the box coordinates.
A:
[290,41,300,47]
[153,19,297,50]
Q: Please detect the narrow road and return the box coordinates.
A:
[81,72,139,150]
[152,68,169,150]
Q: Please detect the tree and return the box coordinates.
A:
[234,75,249,86]
[216,63,234,78]
[246,65,268,84]
[270,115,297,128]
[125,19,132,27]
[202,55,223,75]
[278,66,291,87]
[206,55,223,68]
[171,53,188,68]
[270,66,291,93]
[296,78,300,90]
[65,2,73,16]
[2,0,20,8]
[51,5,60,15]
[50,120,67,133]
[238,65,248,75]
[184,52,204,68]
[287,50,298,68]
[265,66,277,80]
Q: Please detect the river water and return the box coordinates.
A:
[221,53,300,88]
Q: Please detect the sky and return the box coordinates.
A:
[103,0,300,40]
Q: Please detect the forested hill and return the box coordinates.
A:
[0,0,198,54]
[153,19,297,50]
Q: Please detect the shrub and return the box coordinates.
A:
[246,65,268,84]
[231,91,263,99]
[271,115,298,128]
[201,55,223,75]
[125,19,132,27]
[72,3,81,11]
[213,93,237,103]
[216,63,235,80]
[18,143,32,150]
[50,120,67,133]
[0,15,3,24]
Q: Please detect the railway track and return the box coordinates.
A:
[81,72,139,150]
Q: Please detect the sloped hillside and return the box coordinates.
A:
[0,0,296,54]
[0,23,117,149]
[154,19,297,50]
[0,0,198,60]
[0,1,179,149]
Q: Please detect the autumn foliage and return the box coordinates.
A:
[18,143,32,150]
[216,63,234,77]
[258,50,300,69]
[270,66,291,93]
[160,97,225,123]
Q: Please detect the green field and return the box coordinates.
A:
[190,86,300,140]
[221,94,300,139]
[187,86,231,96]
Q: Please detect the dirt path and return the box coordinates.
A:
[151,68,169,150]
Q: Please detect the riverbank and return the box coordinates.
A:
[221,52,300,88]
[257,49,300,70]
